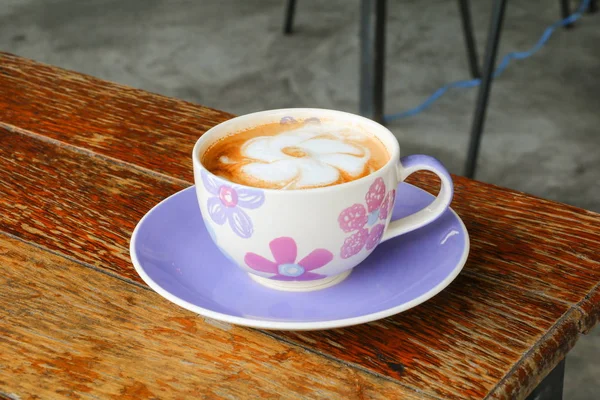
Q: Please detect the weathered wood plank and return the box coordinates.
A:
[0,392,18,400]
[0,127,186,282]
[0,127,579,399]
[0,52,232,181]
[279,272,573,399]
[447,176,600,308]
[577,284,600,334]
[1,53,600,399]
[0,235,428,400]
[2,122,599,316]
[1,53,599,315]
[488,315,580,399]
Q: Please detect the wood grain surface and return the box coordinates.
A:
[0,125,582,399]
[0,126,185,283]
[0,52,231,182]
[0,235,427,400]
[1,52,599,399]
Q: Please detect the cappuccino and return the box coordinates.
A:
[202,118,389,190]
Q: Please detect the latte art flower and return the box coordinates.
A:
[202,119,390,190]
[238,125,372,189]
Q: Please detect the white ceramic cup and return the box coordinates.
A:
[193,108,453,292]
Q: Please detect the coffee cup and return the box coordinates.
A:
[192,108,453,292]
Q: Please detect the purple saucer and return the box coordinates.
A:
[130,183,469,330]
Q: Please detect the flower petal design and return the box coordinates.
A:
[269,237,297,265]
[226,121,374,189]
[300,271,327,280]
[315,153,368,177]
[245,253,278,274]
[365,178,386,213]
[388,189,396,215]
[228,208,253,238]
[278,263,305,277]
[297,249,333,271]
[338,204,368,233]
[379,191,392,220]
[242,160,299,186]
[366,224,385,250]
[299,140,364,157]
[244,135,295,163]
[235,187,265,209]
[207,197,227,225]
[294,160,339,189]
[201,169,221,195]
[340,228,369,259]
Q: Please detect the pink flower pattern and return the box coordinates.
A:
[245,237,333,281]
[338,178,395,259]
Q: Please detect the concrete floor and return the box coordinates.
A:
[0,0,598,397]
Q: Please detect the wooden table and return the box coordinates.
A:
[1,52,599,400]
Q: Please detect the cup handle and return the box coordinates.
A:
[381,155,454,242]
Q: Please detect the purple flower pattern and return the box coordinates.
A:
[201,169,265,239]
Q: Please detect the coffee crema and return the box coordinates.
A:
[202,119,390,190]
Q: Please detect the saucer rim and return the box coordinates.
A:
[130,185,470,331]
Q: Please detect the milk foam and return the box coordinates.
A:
[236,123,372,189]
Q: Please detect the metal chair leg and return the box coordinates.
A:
[457,0,481,78]
[525,359,565,400]
[560,0,574,28]
[284,0,297,35]
[464,0,507,179]
[359,0,386,124]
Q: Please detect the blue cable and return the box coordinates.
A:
[384,0,591,122]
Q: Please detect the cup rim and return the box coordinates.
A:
[192,108,400,194]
